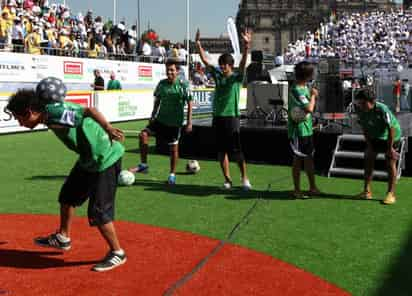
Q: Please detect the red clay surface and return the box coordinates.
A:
[0,214,350,296]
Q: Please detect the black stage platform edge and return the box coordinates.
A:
[155,113,412,176]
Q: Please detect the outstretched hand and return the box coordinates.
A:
[195,29,200,42]
[241,28,252,48]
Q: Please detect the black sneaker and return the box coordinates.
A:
[92,251,127,272]
[34,233,71,251]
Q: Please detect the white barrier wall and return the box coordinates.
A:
[0,52,166,87]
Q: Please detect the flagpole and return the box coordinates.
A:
[113,0,117,24]
[137,0,141,39]
[186,0,190,65]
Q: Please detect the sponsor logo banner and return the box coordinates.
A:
[138,65,153,81]
[64,61,83,79]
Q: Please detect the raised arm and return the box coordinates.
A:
[239,28,252,73]
[195,29,210,67]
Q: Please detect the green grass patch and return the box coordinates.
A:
[1,120,412,295]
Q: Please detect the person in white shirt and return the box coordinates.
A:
[141,40,152,62]
[11,17,24,52]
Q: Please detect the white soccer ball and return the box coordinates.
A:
[118,170,135,186]
[186,160,200,174]
[290,107,309,123]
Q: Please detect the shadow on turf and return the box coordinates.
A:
[134,180,294,199]
[125,146,157,155]
[133,180,385,202]
[0,249,98,269]
[375,228,412,296]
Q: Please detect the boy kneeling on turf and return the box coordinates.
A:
[6,78,127,272]
[355,87,401,205]
[288,61,321,198]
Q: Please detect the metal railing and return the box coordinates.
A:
[0,42,187,64]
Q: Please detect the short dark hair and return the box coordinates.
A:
[294,61,314,81]
[218,53,234,66]
[165,58,180,69]
[6,89,44,116]
[355,87,376,103]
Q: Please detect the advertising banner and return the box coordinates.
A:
[191,88,247,114]
[0,52,167,87]
[94,90,154,122]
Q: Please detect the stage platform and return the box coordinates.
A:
[172,112,412,176]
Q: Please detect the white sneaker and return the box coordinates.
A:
[242,179,252,191]
[223,181,232,190]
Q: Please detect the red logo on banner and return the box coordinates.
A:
[138,65,152,78]
[64,61,83,75]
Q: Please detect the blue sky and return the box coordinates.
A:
[64,0,240,42]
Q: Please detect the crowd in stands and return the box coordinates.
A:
[0,0,188,62]
[283,9,412,67]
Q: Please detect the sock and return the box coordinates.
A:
[113,249,125,256]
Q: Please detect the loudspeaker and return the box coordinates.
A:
[317,77,344,113]
[251,50,263,63]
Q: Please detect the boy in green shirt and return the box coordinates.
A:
[196,28,252,190]
[288,61,320,199]
[129,59,193,185]
[6,80,127,272]
[355,87,401,205]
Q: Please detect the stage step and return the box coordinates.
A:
[329,167,388,178]
[328,134,407,180]
[335,151,386,160]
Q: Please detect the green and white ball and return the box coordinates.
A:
[290,107,309,123]
[118,170,135,186]
[186,160,200,174]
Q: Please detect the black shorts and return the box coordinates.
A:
[145,120,181,145]
[59,159,122,226]
[369,139,400,153]
[289,136,315,158]
[213,117,242,154]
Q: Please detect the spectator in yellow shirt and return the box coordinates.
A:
[0,11,11,48]
[24,26,41,55]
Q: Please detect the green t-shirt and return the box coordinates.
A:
[154,78,192,127]
[107,79,122,90]
[288,84,313,138]
[357,101,401,142]
[208,66,243,117]
[45,102,124,172]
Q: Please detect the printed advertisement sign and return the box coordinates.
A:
[0,52,166,86]
[94,90,154,122]
[64,61,83,80]
[138,65,153,81]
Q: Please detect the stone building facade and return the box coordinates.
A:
[236,0,398,56]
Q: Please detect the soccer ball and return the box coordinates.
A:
[36,77,67,103]
[290,107,309,122]
[186,160,200,174]
[118,170,135,186]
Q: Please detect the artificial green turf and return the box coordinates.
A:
[1,120,412,295]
